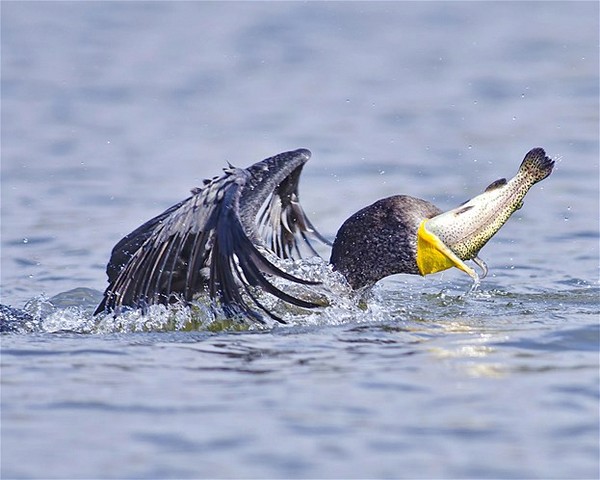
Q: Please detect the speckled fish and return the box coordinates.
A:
[416,147,555,282]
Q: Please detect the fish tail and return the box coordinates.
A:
[518,147,555,183]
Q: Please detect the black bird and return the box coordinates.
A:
[96,148,554,323]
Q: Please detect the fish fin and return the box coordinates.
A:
[485,178,507,192]
[519,148,555,182]
[454,205,474,216]
[472,255,488,279]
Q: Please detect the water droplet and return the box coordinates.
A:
[467,145,472,150]
[512,116,517,121]
[23,238,28,244]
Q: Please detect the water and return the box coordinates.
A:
[1,2,599,478]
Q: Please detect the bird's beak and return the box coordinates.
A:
[415,220,478,281]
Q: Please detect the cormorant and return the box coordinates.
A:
[95,148,554,323]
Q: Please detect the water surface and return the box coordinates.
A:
[1,2,598,479]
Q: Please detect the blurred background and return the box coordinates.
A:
[2,2,598,305]
[1,4,598,480]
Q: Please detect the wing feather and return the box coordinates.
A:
[254,164,332,260]
[95,149,329,322]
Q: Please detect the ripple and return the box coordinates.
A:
[498,324,600,353]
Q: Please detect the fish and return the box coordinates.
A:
[416,147,555,282]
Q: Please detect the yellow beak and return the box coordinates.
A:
[416,220,478,280]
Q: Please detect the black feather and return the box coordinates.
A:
[95,149,329,323]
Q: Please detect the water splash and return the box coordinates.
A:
[3,264,598,335]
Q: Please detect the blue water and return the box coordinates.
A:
[1,2,598,479]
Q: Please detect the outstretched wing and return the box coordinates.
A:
[95,149,329,323]
[254,164,332,259]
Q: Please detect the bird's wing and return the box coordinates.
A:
[239,148,332,260]
[95,149,328,323]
